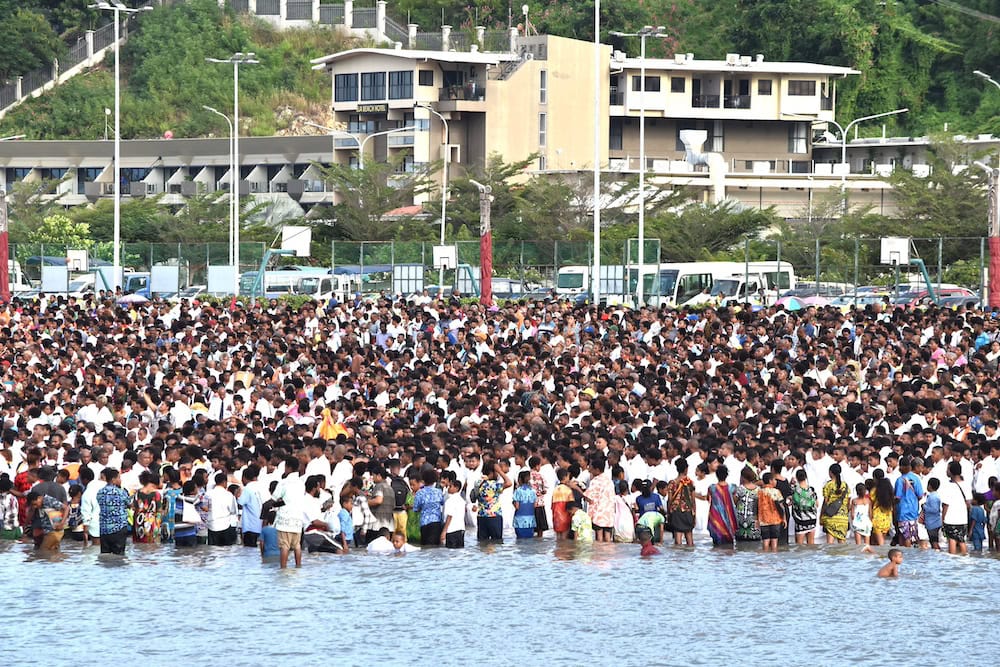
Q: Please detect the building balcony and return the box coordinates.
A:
[724,95,751,109]
[438,85,485,102]
[692,94,720,109]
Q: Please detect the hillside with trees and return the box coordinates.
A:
[4,0,1000,138]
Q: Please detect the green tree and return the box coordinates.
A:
[6,178,64,244]
[313,153,437,241]
[0,5,64,80]
[29,213,92,247]
[886,139,989,264]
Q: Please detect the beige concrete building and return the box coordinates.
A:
[311,35,610,181]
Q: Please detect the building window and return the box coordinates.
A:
[609,117,623,150]
[402,113,430,131]
[632,75,661,92]
[418,70,434,86]
[348,115,376,135]
[388,71,413,99]
[709,120,724,152]
[348,155,360,170]
[539,112,546,147]
[670,77,685,93]
[788,80,816,96]
[539,156,546,170]
[540,70,547,104]
[334,73,358,102]
[360,72,386,101]
[788,122,808,153]
[758,79,772,95]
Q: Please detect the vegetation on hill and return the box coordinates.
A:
[0,0,360,140]
[5,0,1000,138]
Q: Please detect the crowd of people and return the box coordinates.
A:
[1,288,999,567]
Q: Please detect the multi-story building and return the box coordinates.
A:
[310,35,609,177]
[2,32,960,220]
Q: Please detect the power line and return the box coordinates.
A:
[928,0,1000,24]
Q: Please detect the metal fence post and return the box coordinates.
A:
[981,237,986,304]
[937,237,943,293]
[853,238,859,307]
[815,237,820,293]
[743,238,749,303]
[519,241,525,289]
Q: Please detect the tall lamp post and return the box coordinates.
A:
[90,1,152,290]
[974,71,1000,308]
[202,106,234,266]
[592,0,602,303]
[206,52,259,295]
[415,102,449,295]
[609,25,667,307]
[304,121,418,169]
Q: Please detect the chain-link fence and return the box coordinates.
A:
[11,242,266,289]
[329,237,990,301]
[9,237,986,301]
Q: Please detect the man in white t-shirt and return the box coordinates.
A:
[442,477,466,548]
[272,459,305,569]
[939,461,972,556]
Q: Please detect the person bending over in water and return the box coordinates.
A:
[877,548,903,578]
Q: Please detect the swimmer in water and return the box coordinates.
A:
[877,548,903,578]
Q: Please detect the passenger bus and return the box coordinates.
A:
[555,261,796,307]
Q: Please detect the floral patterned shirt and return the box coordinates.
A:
[474,479,504,518]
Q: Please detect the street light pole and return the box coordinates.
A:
[304,121,419,169]
[90,1,151,290]
[610,26,666,307]
[202,105,235,266]
[593,0,602,304]
[416,102,449,295]
[207,52,259,295]
[974,70,1000,308]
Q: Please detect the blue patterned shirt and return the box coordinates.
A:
[96,484,130,535]
[412,485,445,526]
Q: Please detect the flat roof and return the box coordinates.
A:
[620,57,858,77]
[311,48,518,70]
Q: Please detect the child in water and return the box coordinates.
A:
[969,494,987,553]
[569,501,593,542]
[877,548,903,578]
[851,483,873,547]
[637,526,660,556]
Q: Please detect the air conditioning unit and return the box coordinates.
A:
[674,54,686,65]
[725,53,739,65]
[740,55,751,66]
[523,52,534,60]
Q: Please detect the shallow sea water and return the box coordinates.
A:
[3,534,998,667]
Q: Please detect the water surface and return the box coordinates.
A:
[4,537,996,667]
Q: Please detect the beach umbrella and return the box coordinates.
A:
[802,296,831,307]
[118,293,149,304]
[774,295,804,311]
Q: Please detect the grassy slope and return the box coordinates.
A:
[0,0,362,140]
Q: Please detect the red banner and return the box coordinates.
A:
[989,236,1000,309]
[480,231,493,307]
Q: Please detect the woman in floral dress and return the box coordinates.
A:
[733,467,761,542]
[132,471,164,544]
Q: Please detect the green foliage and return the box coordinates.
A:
[0,3,65,80]
[313,152,438,241]
[6,178,65,243]
[600,202,780,262]
[0,0,357,140]
[29,214,92,247]
[885,139,989,263]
